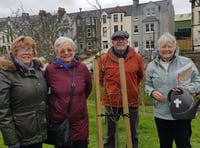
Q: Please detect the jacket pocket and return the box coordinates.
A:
[13,111,39,139]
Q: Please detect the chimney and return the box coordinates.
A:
[58,7,66,16]
[133,0,139,7]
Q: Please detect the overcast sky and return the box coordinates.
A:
[0,0,191,18]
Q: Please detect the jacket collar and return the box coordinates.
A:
[107,46,136,62]
[0,55,43,72]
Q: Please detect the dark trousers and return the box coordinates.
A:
[103,107,138,148]
[155,117,192,148]
[55,140,88,148]
[20,143,42,148]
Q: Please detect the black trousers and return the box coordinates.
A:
[55,140,88,148]
[155,117,192,148]
[20,143,42,148]
[103,107,139,148]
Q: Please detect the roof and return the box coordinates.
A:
[175,13,191,21]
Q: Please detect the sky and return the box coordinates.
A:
[0,0,191,18]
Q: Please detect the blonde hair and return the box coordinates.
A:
[10,36,37,56]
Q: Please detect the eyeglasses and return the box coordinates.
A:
[16,48,34,53]
[57,48,74,54]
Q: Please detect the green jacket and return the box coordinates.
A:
[0,56,48,146]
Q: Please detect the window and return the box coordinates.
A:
[2,36,5,43]
[79,43,83,50]
[151,8,156,16]
[77,19,82,26]
[146,40,154,49]
[133,18,138,21]
[121,25,123,31]
[114,25,118,32]
[11,36,13,42]
[146,7,156,16]
[199,11,200,24]
[91,17,95,25]
[151,24,154,32]
[103,41,108,49]
[87,41,92,50]
[87,28,92,37]
[7,35,10,43]
[120,14,123,22]
[146,8,151,16]
[198,31,200,45]
[103,27,107,37]
[146,24,154,32]
[103,15,107,24]
[86,17,90,25]
[134,41,139,47]
[113,14,118,22]
[146,40,150,49]
[134,25,139,33]
[87,28,95,37]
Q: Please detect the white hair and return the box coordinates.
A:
[54,36,76,51]
[157,32,176,50]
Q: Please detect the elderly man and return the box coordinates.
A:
[98,31,144,148]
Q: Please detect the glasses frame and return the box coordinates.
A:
[16,48,34,53]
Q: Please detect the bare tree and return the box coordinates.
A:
[3,7,76,63]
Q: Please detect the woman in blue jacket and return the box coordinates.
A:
[145,32,200,148]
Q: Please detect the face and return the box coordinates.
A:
[56,42,75,63]
[112,37,128,53]
[15,48,34,66]
[158,42,175,62]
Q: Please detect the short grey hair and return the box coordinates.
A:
[54,36,76,51]
[157,32,176,50]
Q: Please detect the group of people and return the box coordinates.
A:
[0,30,199,148]
[0,36,92,148]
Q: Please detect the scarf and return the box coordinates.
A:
[55,58,70,70]
[112,47,129,58]
[14,57,34,71]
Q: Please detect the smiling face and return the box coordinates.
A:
[112,37,128,53]
[157,32,176,62]
[15,48,34,66]
[56,42,75,64]
[158,42,175,62]
[11,36,36,66]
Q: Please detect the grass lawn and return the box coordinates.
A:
[1,82,200,147]
[1,104,200,148]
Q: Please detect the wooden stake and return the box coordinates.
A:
[93,59,103,148]
[119,58,133,148]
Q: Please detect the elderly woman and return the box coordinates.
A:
[0,36,48,148]
[145,32,200,148]
[44,36,92,148]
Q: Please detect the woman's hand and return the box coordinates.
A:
[172,85,187,92]
[151,90,165,102]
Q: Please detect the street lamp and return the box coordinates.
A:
[189,0,195,51]
[152,28,155,49]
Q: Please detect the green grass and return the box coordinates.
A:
[1,103,200,147]
[1,82,200,147]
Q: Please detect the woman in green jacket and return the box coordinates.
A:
[0,36,48,148]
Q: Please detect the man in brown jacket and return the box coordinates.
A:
[99,31,144,148]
